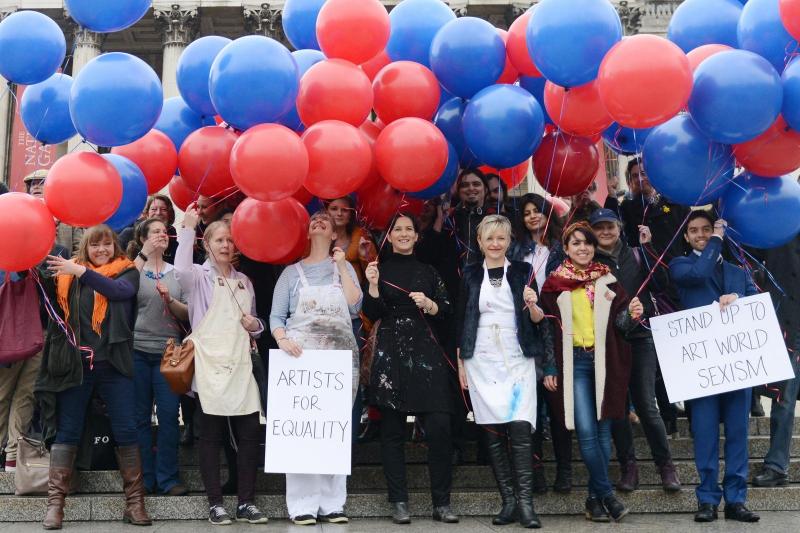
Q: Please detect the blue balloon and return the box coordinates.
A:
[782,58,800,130]
[430,17,506,98]
[101,154,148,232]
[688,50,782,144]
[154,97,207,151]
[276,49,326,132]
[65,0,150,33]
[642,114,734,206]
[386,0,456,67]
[518,76,553,125]
[738,0,799,73]
[434,97,479,167]
[0,11,65,85]
[526,0,622,88]
[210,36,299,131]
[176,36,231,117]
[463,85,545,169]
[602,123,652,155]
[721,173,800,248]
[282,0,325,51]
[70,52,163,147]
[409,142,459,199]
[20,74,76,145]
[667,0,742,53]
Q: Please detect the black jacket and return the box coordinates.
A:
[620,194,690,262]
[457,260,555,376]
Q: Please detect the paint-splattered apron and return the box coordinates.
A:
[465,262,537,427]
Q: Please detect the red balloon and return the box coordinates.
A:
[297,59,374,127]
[507,11,541,77]
[533,133,599,197]
[316,0,390,65]
[292,186,314,206]
[375,118,448,192]
[480,159,531,189]
[733,116,800,177]
[231,197,309,264]
[781,0,800,41]
[168,176,195,211]
[111,129,178,194]
[496,30,520,84]
[0,193,56,271]
[302,120,372,199]
[44,152,122,228]
[544,80,613,137]
[373,61,440,124]
[178,126,239,198]
[597,35,692,129]
[360,49,391,81]
[230,124,308,202]
[357,179,404,230]
[686,44,733,73]
[359,120,383,191]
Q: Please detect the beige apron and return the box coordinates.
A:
[190,275,261,416]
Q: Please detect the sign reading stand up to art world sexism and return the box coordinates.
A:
[651,293,794,403]
[264,349,353,475]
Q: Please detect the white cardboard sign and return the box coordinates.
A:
[650,293,794,403]
[264,349,353,475]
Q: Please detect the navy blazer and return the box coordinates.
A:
[669,237,758,310]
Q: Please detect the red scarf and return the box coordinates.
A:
[542,260,610,306]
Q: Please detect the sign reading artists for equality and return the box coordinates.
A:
[265,349,353,475]
[651,293,794,403]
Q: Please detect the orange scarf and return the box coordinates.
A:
[56,257,135,334]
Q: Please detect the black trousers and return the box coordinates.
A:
[379,408,453,506]
[198,400,261,507]
[534,381,573,468]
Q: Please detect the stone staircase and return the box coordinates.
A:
[1,417,798,521]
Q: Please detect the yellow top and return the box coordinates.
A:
[571,287,594,348]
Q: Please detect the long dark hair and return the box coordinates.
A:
[323,196,357,238]
[126,217,168,260]
[513,193,564,248]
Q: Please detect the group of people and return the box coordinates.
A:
[0,160,796,529]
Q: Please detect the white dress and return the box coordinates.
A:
[464,261,537,428]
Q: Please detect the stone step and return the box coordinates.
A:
[2,485,799,521]
[2,459,798,495]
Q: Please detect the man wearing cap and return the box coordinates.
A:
[589,208,681,494]
[24,169,83,257]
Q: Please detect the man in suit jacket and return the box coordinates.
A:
[669,211,760,523]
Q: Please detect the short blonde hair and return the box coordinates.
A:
[476,214,512,245]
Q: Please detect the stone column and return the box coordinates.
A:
[244,2,285,42]
[67,24,102,152]
[155,4,199,99]
[0,9,15,182]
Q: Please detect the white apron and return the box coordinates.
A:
[190,275,261,417]
[465,262,537,428]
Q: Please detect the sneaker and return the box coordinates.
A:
[293,514,317,526]
[319,512,349,523]
[209,505,232,526]
[4,460,16,473]
[236,503,269,524]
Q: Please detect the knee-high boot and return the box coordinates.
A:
[42,444,78,530]
[484,426,516,525]
[507,422,542,529]
[115,445,152,526]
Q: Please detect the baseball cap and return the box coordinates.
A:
[589,208,620,226]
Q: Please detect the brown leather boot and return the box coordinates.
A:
[659,461,682,492]
[43,444,78,530]
[115,445,152,526]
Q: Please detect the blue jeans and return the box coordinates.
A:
[690,388,750,505]
[764,334,800,475]
[573,353,613,499]
[133,350,181,493]
[55,361,137,447]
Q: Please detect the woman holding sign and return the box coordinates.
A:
[457,215,556,529]
[363,213,457,525]
[269,210,362,526]
[539,222,643,523]
[176,208,267,526]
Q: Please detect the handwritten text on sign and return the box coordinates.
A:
[264,349,352,475]
[650,293,793,403]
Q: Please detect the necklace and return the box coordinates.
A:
[144,270,164,281]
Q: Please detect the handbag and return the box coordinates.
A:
[14,436,50,495]
[160,338,195,395]
[0,274,44,364]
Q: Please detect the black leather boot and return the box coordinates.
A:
[484,426,516,525]
[507,422,542,529]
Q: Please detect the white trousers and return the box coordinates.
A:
[286,473,347,518]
